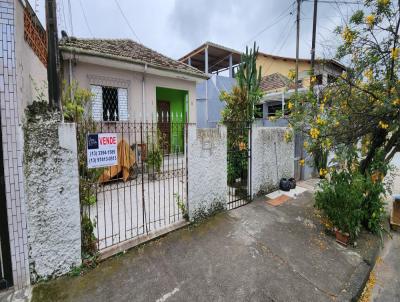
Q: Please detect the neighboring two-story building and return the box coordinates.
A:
[179,41,346,127]
[257,53,346,126]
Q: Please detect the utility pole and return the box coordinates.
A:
[295,0,301,93]
[310,0,318,76]
[295,0,305,181]
[45,0,61,110]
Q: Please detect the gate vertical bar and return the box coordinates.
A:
[248,122,252,200]
[140,122,148,233]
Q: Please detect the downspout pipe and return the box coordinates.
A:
[142,63,147,121]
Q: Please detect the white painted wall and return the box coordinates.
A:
[63,61,197,122]
[187,125,227,220]
[24,115,81,280]
[14,0,48,121]
[251,126,295,196]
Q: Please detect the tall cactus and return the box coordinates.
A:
[235,42,263,121]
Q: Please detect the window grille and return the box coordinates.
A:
[315,74,323,85]
[90,85,128,122]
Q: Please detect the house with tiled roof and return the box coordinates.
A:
[257,53,345,124]
[59,37,208,126]
[179,41,345,127]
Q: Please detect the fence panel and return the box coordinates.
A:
[78,121,189,252]
[226,121,252,210]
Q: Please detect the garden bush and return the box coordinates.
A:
[316,166,388,240]
[315,170,365,239]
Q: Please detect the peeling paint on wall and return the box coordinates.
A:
[23,109,81,281]
[187,125,227,221]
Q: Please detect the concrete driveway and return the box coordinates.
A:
[32,190,378,302]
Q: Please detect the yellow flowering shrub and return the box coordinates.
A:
[288,70,295,80]
[365,15,375,27]
[284,130,293,142]
[319,168,328,178]
[316,116,326,125]
[378,0,390,6]
[378,121,389,129]
[391,48,399,59]
[310,128,320,139]
[364,69,373,81]
[342,26,354,44]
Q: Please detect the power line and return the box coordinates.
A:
[113,0,142,43]
[79,0,94,37]
[67,0,74,36]
[244,1,296,46]
[264,16,297,74]
[208,4,296,74]
[59,0,69,33]
[303,0,362,4]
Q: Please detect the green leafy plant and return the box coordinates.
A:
[315,170,365,239]
[175,194,188,221]
[146,147,163,173]
[220,42,263,122]
[146,130,164,173]
[81,214,97,257]
[61,80,93,123]
[220,43,263,190]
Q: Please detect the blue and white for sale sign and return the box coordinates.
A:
[87,133,118,168]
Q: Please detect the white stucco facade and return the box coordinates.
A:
[62,58,198,123]
[187,125,227,220]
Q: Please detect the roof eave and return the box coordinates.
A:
[60,46,209,81]
[179,41,242,62]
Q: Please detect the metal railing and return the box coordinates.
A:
[78,120,190,252]
[225,121,252,210]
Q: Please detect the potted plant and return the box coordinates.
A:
[315,170,364,246]
[146,147,163,180]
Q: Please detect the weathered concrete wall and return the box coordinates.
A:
[251,126,295,196]
[24,112,81,280]
[187,125,227,220]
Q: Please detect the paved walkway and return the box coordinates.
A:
[369,233,400,301]
[31,190,378,302]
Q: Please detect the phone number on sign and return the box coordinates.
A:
[88,149,116,156]
[88,155,117,164]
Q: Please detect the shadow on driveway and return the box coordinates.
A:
[31,191,379,302]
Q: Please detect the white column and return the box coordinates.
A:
[281,92,285,117]
[204,46,209,74]
[229,54,233,78]
[205,46,209,126]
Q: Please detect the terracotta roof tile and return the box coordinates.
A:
[260,73,297,92]
[59,38,207,79]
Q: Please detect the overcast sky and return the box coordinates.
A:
[30,0,361,61]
